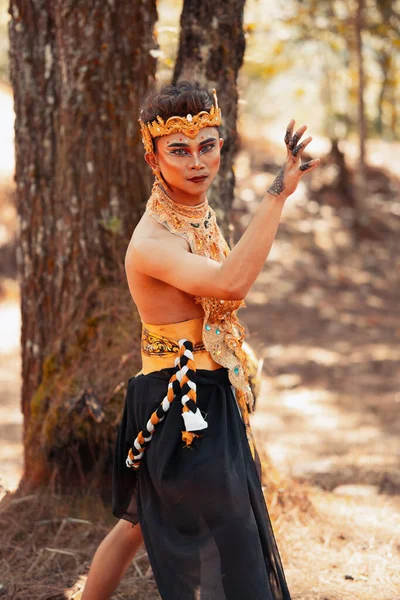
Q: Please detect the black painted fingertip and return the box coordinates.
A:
[292,143,303,157]
[290,134,300,150]
[299,161,311,171]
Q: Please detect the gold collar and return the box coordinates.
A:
[147,182,209,220]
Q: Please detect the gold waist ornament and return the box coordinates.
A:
[137,317,223,375]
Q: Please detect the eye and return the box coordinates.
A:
[170,148,189,155]
[200,143,216,153]
[169,143,216,156]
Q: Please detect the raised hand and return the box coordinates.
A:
[267,119,320,199]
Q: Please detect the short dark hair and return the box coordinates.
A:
[140,80,221,151]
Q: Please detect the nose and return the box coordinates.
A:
[189,152,204,170]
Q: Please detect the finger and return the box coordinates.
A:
[284,120,295,147]
[299,158,320,172]
[292,136,312,158]
[289,124,307,151]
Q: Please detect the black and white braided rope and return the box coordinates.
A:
[126,339,208,470]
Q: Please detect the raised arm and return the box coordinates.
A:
[129,120,320,300]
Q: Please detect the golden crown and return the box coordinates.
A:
[139,88,222,154]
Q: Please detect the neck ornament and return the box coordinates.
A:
[151,184,209,221]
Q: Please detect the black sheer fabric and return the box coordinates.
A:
[112,366,292,600]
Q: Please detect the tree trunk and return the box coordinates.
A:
[376,51,390,136]
[391,76,398,138]
[8,0,158,490]
[353,0,368,229]
[172,0,246,243]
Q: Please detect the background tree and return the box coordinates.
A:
[278,0,399,141]
[172,0,247,243]
[354,0,367,223]
[274,0,399,235]
[8,0,157,489]
[371,0,400,138]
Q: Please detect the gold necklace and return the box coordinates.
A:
[146,182,226,262]
[158,187,208,218]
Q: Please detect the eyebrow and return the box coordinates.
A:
[166,137,217,148]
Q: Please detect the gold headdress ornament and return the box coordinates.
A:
[139,88,222,156]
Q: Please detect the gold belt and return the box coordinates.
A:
[136,316,223,376]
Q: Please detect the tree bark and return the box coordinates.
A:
[172,0,246,243]
[8,0,158,489]
[353,0,369,230]
[376,51,390,136]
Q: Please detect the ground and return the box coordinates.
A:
[0,134,399,599]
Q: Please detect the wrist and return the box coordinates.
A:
[264,188,289,202]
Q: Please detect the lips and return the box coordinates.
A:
[188,175,208,182]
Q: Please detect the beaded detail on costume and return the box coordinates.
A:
[142,325,206,356]
[145,181,255,418]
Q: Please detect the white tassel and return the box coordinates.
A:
[182,408,208,432]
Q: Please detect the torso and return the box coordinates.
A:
[125,212,205,325]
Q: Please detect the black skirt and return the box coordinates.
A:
[112,366,292,600]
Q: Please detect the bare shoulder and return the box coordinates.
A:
[126,212,190,265]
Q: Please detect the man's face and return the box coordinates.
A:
[147,126,224,197]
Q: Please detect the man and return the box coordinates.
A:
[82,80,320,600]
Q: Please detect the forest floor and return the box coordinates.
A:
[0,136,399,599]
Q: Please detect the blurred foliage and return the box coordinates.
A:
[239,0,400,140]
[153,0,400,141]
[281,0,400,139]
[0,0,399,137]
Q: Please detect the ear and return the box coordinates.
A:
[219,138,224,150]
[144,152,158,169]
